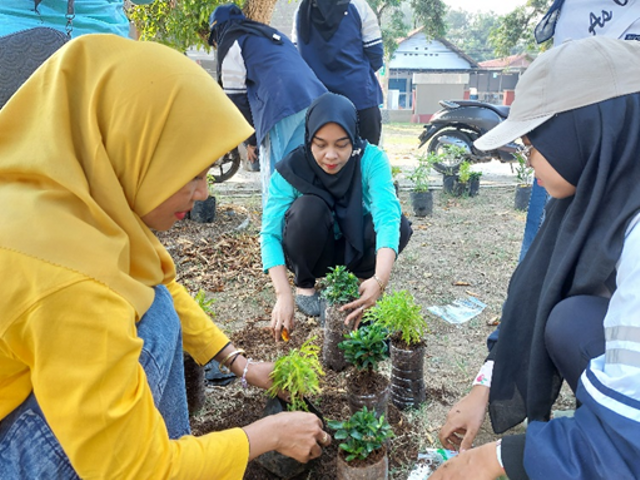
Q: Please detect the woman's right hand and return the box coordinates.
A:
[270,292,295,342]
[439,385,490,452]
[242,411,331,462]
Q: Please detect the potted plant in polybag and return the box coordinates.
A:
[338,320,390,418]
[319,265,360,371]
[257,338,325,478]
[513,150,534,210]
[328,406,394,480]
[408,152,435,217]
[365,290,429,410]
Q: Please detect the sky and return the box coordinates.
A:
[443,0,527,15]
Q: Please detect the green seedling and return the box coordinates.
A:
[268,338,324,412]
[328,406,394,462]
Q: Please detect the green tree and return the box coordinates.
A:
[446,9,500,62]
[488,0,551,58]
[128,0,279,52]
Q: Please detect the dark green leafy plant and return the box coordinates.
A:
[328,407,394,462]
[268,338,325,412]
[320,265,360,305]
[364,290,428,346]
[338,322,389,372]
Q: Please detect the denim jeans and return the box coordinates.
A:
[519,181,549,261]
[0,285,190,478]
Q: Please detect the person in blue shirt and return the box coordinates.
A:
[0,0,152,38]
[292,0,384,145]
[261,93,412,341]
[208,4,326,206]
[434,37,640,480]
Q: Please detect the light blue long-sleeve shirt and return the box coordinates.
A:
[260,143,401,272]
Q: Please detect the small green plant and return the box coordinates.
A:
[328,407,394,462]
[514,151,533,185]
[391,166,402,180]
[364,290,428,346]
[320,265,360,305]
[194,289,215,316]
[469,171,483,182]
[457,160,472,184]
[338,321,389,372]
[206,173,216,189]
[409,152,435,192]
[268,338,325,412]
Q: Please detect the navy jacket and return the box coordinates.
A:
[292,0,383,111]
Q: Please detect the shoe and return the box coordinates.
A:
[296,291,321,317]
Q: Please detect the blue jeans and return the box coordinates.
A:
[0,285,190,478]
[519,181,549,261]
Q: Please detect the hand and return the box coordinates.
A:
[244,359,274,391]
[242,411,331,462]
[340,277,383,327]
[270,292,295,342]
[247,144,258,162]
[439,385,489,452]
[429,442,504,480]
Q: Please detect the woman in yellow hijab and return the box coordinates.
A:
[0,35,330,479]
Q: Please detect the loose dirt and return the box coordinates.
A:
[156,124,574,479]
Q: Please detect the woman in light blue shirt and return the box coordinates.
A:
[261,92,412,341]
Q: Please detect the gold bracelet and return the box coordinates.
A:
[218,349,245,374]
[373,274,386,293]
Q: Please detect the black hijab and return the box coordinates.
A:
[297,0,351,44]
[276,92,367,269]
[208,4,283,83]
[488,93,640,433]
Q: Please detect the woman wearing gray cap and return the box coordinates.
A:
[432,36,640,480]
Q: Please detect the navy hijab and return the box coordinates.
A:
[276,92,367,269]
[488,93,640,433]
[297,0,351,44]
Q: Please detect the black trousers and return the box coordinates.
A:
[282,195,412,288]
[545,295,608,393]
[357,106,382,146]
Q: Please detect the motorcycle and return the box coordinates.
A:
[417,99,521,174]
[210,147,242,183]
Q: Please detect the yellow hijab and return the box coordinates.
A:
[0,34,253,316]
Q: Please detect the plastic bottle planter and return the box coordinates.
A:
[410,190,433,217]
[346,370,390,419]
[389,341,426,410]
[183,352,205,415]
[256,397,325,479]
[323,303,352,372]
[189,196,217,223]
[336,445,389,480]
[514,184,532,211]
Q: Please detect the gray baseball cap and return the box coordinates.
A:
[474,36,640,151]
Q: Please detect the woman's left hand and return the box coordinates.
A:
[340,277,383,328]
[428,442,504,480]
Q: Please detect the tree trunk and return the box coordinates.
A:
[243,0,279,24]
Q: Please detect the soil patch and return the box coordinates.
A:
[159,179,576,478]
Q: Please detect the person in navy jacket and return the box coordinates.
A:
[292,0,384,145]
[208,4,326,205]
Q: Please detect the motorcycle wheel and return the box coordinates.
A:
[427,129,472,174]
[210,148,241,183]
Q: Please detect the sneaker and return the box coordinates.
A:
[296,291,321,317]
